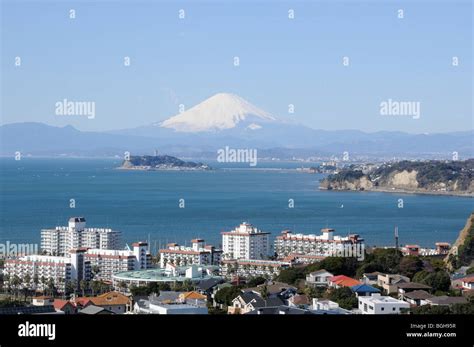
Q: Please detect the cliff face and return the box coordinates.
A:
[445,213,474,271]
[320,160,474,195]
[320,175,373,191]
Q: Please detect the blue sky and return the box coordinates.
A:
[1,0,472,133]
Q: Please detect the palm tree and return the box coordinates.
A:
[11,275,21,299]
[3,274,10,294]
[91,266,100,280]
[46,278,55,296]
[33,274,39,293]
[23,274,31,301]
[40,276,46,295]
[91,281,101,296]
[79,280,88,297]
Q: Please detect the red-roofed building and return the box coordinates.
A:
[328,275,361,288]
[53,299,76,314]
[402,245,420,256]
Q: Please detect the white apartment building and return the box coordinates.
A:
[221,259,291,278]
[41,217,121,256]
[222,222,270,260]
[159,239,222,268]
[358,294,410,314]
[274,228,364,258]
[85,242,152,282]
[4,249,90,293]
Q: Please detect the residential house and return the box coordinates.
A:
[306,269,334,287]
[133,291,208,314]
[310,299,352,314]
[228,291,285,314]
[328,275,361,289]
[425,296,468,306]
[87,291,132,314]
[402,290,434,307]
[79,305,114,315]
[53,299,76,314]
[358,294,410,314]
[461,276,474,290]
[397,283,432,300]
[288,294,310,308]
[360,272,382,285]
[377,273,410,294]
[350,284,381,297]
[245,305,315,315]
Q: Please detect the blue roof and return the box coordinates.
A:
[350,284,380,293]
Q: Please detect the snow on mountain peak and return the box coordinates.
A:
[160,93,276,132]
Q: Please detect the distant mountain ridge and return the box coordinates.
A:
[1,92,473,159]
[1,121,472,159]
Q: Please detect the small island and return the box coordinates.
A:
[119,155,210,171]
[319,159,474,196]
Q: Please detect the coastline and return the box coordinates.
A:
[318,186,474,198]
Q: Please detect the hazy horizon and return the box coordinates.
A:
[1,0,472,134]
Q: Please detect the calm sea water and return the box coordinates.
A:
[0,158,473,251]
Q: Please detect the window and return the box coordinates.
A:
[381,307,384,311]
[392,307,396,311]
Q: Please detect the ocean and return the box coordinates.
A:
[0,158,473,252]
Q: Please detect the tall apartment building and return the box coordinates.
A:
[274,228,364,258]
[41,217,121,256]
[159,239,222,267]
[3,249,91,293]
[221,222,270,260]
[86,242,152,281]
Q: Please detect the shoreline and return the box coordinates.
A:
[319,186,474,198]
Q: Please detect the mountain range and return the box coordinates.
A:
[1,93,472,159]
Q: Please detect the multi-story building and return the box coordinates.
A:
[274,228,364,258]
[4,249,91,293]
[85,242,152,282]
[358,294,410,314]
[41,217,121,256]
[222,222,270,260]
[221,259,291,278]
[159,239,222,268]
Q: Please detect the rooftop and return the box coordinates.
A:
[113,265,221,283]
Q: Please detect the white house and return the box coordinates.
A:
[306,269,333,287]
[461,276,474,290]
[358,294,410,314]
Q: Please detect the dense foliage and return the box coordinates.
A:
[126,155,205,168]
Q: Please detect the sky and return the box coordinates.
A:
[1,0,472,133]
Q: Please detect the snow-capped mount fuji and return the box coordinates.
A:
[159,93,277,132]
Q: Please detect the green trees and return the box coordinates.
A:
[276,267,305,285]
[326,287,358,310]
[214,286,242,307]
[305,257,359,277]
[246,276,266,288]
[418,271,451,292]
[398,256,424,278]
